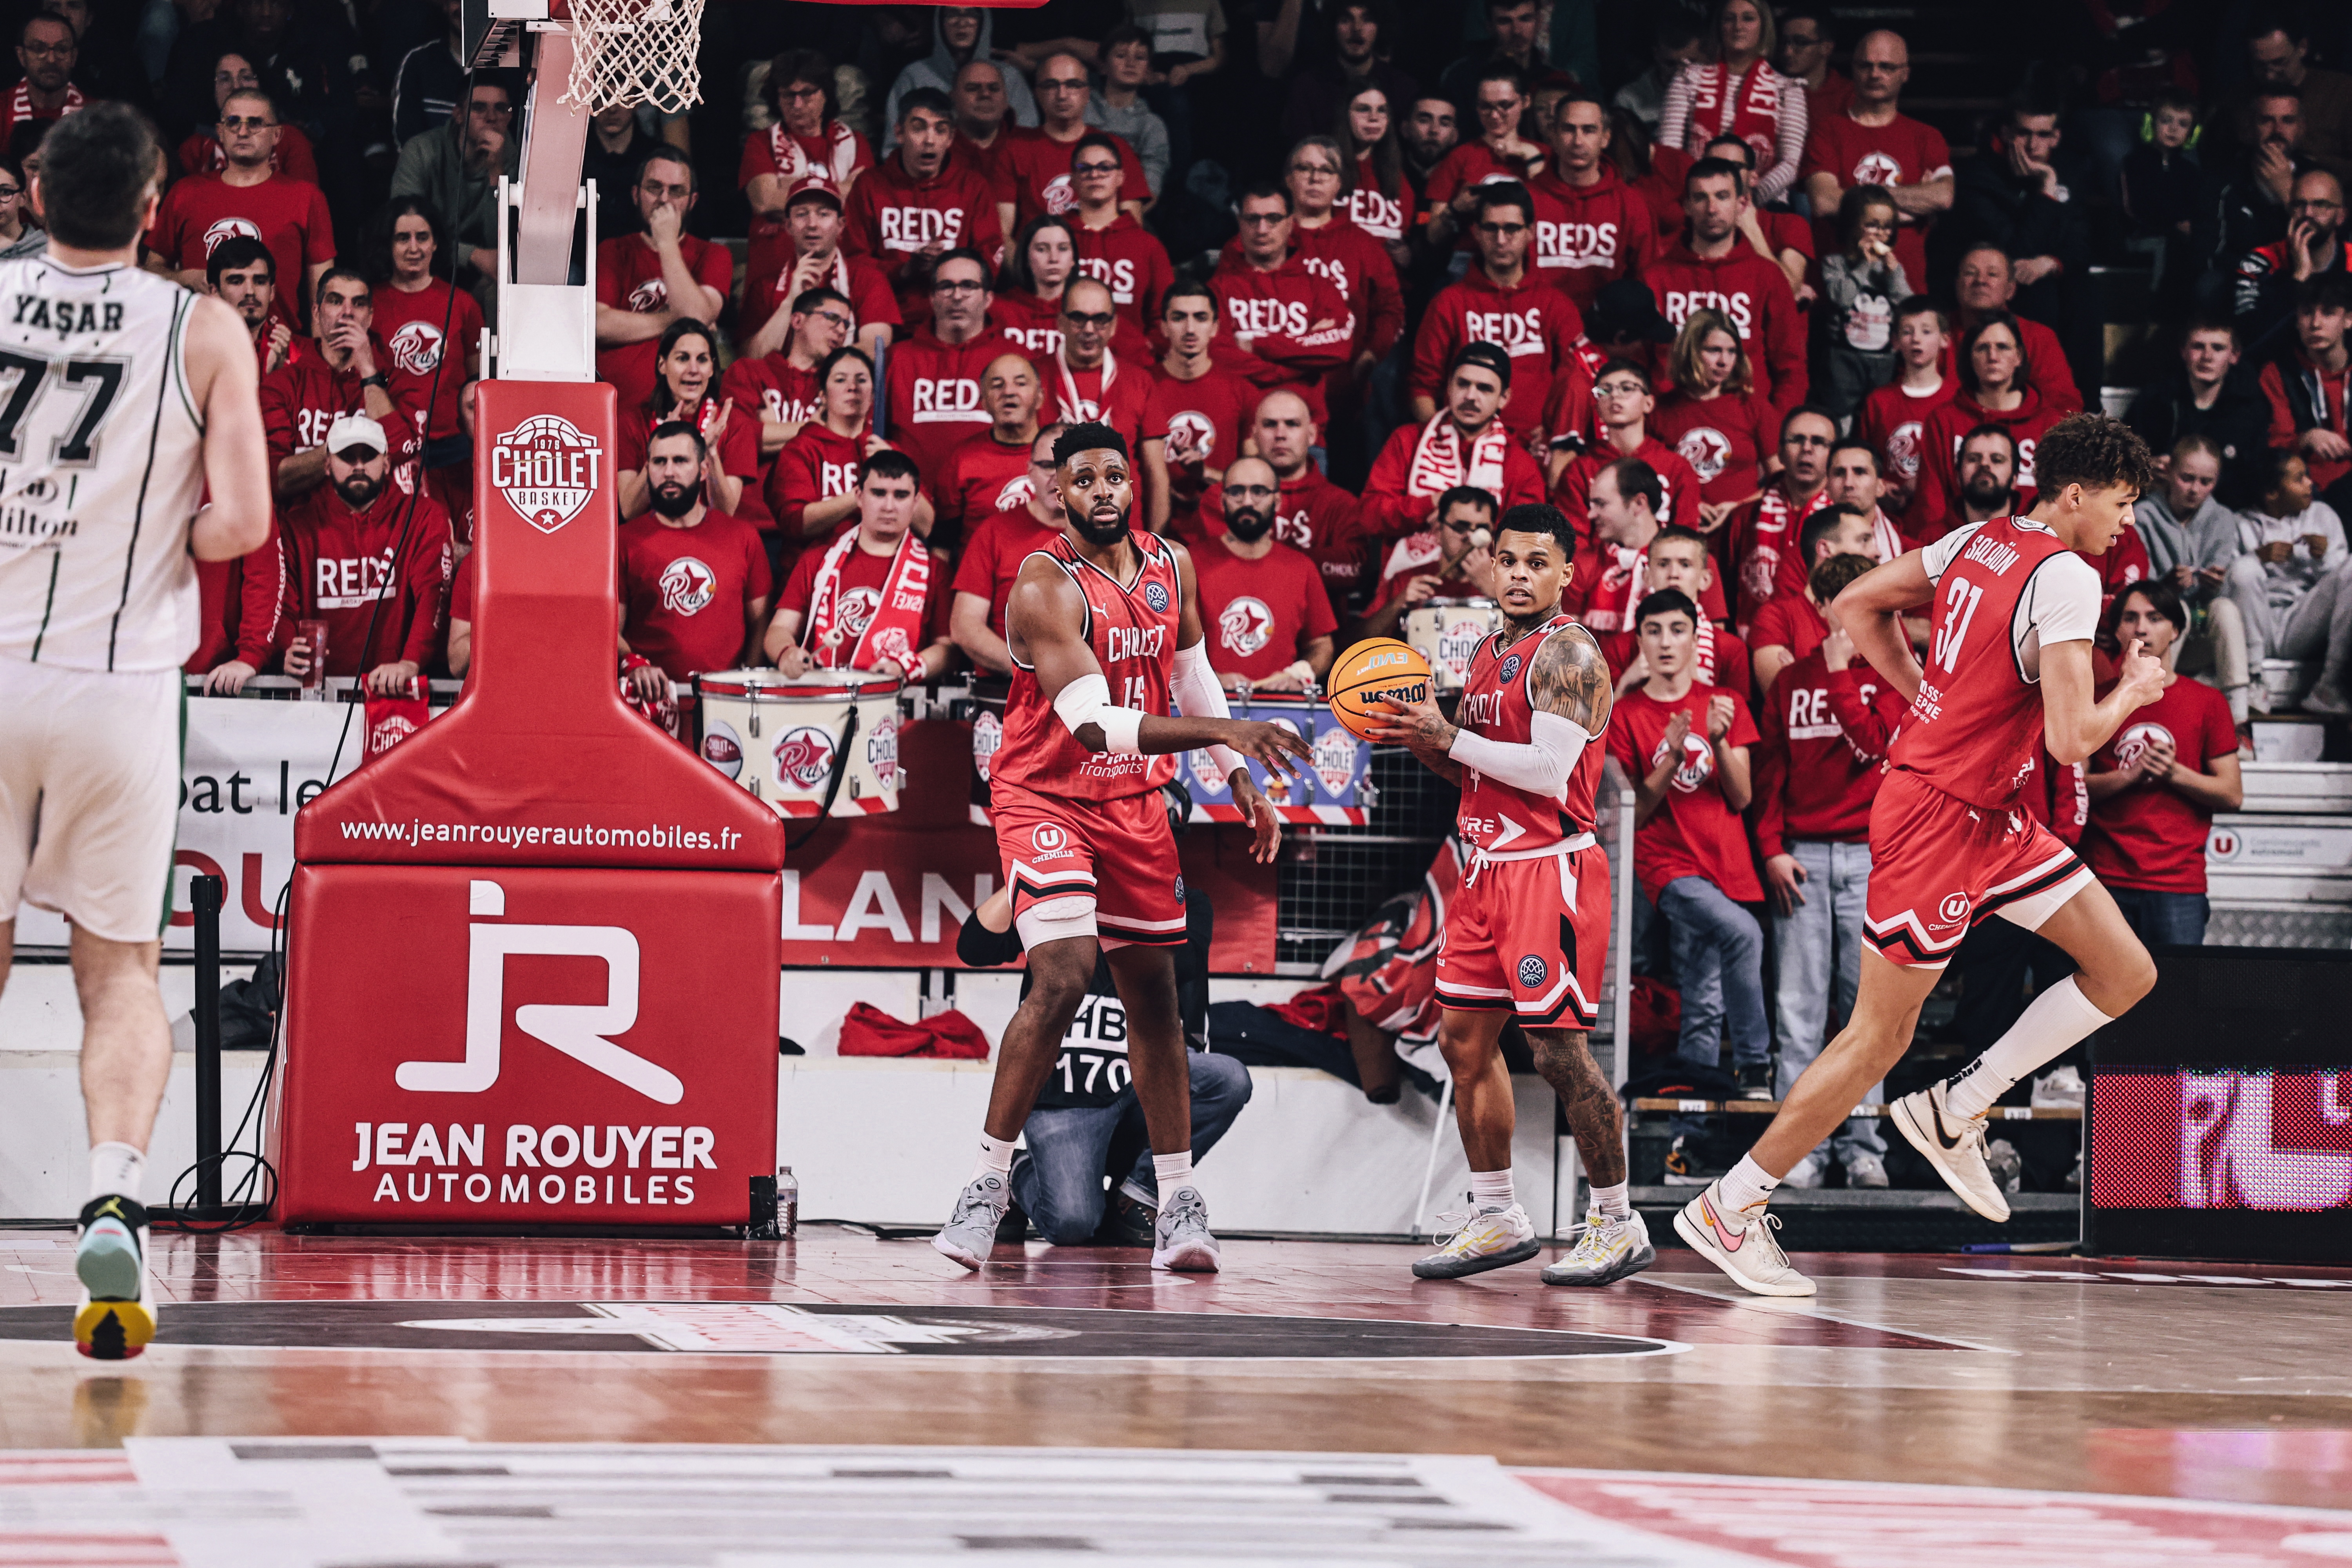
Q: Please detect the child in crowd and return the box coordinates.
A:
[1855,298,1955,523]
[1811,186,1909,426]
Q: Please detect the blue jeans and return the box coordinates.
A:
[1013,1051,1254,1245]
[1770,841,1887,1163]
[2108,886,2210,948]
[1659,875,1770,1141]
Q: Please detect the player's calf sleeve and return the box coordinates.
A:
[1942,976,2112,1121]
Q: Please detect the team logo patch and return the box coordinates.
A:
[995,473,1035,512]
[1886,419,1924,478]
[700,720,744,780]
[626,277,668,312]
[1677,426,1731,483]
[388,319,444,375]
[1853,151,1905,187]
[490,415,604,534]
[773,726,837,789]
[1174,875,1187,903]
[1517,954,1548,988]
[1164,409,1215,465]
[1313,724,1358,799]
[2113,721,2177,773]
[1937,892,1972,926]
[199,216,263,254]
[1031,823,1069,855]
[866,713,900,790]
[1218,595,1274,657]
[1189,747,1227,795]
[657,556,717,615]
[1144,582,1170,613]
[971,711,1003,783]
[1497,653,1523,685]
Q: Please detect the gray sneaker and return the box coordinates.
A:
[931,1173,1013,1270]
[1540,1210,1655,1287]
[1150,1185,1220,1272]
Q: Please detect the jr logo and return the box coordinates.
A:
[395,879,685,1105]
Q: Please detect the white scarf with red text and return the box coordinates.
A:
[1405,413,1511,503]
[804,526,933,672]
[1579,540,1653,633]
[769,119,861,184]
[1683,61,1784,153]
[1737,485,1831,615]
[1052,345,1118,425]
[9,81,82,130]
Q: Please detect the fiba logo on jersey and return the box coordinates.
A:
[1145,582,1170,613]
[1497,653,1523,684]
[1164,410,1214,465]
[995,473,1035,511]
[2114,721,2176,772]
[199,216,263,254]
[658,556,717,615]
[1678,426,1731,482]
[492,416,604,533]
[1218,596,1274,656]
[701,720,744,780]
[388,320,444,375]
[773,726,837,789]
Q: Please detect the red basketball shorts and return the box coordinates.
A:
[1863,768,2095,971]
[992,777,1187,950]
[1433,840,1608,1027]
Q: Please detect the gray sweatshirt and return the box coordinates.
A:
[2134,491,2239,603]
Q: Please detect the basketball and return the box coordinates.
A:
[1327,638,1434,740]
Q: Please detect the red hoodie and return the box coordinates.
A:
[1526,165,1662,310]
[260,341,426,474]
[1209,252,1355,423]
[1552,435,1703,533]
[1751,649,1909,856]
[1911,387,2065,525]
[1646,243,1808,418]
[1072,213,1176,334]
[882,327,1021,482]
[842,148,1007,318]
[1222,220,1406,363]
[275,472,450,675]
[185,541,286,675]
[1410,267,1584,446]
[1358,416,1549,541]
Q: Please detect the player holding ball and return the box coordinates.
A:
[1357,502,1651,1287]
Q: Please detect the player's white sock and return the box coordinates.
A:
[1590,1180,1631,1222]
[972,1135,1017,1183]
[1943,977,2112,1121]
[89,1143,145,1205]
[1717,1155,1778,1217]
[1469,1169,1515,1210]
[1152,1152,1195,1198]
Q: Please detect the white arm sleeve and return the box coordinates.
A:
[1053,671,1144,754]
[1447,710,1590,797]
[1169,641,1247,782]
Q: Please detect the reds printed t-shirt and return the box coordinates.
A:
[1208,253,1355,423]
[1347,160,1409,241]
[2083,674,2237,895]
[370,278,483,444]
[952,508,1067,640]
[593,233,736,412]
[1644,245,1808,417]
[995,125,1152,226]
[1650,389,1777,507]
[617,510,773,681]
[1606,683,1764,903]
[1189,539,1338,682]
[147,172,336,328]
[1073,214,1176,331]
[1798,111,1953,289]
[777,535,951,647]
[840,149,1006,317]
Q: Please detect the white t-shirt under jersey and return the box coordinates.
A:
[1920,517,2102,682]
[0,254,208,671]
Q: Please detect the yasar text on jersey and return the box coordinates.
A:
[11,295,125,338]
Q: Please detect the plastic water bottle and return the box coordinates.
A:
[777,1166,798,1236]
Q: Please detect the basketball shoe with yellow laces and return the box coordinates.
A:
[1410,1200,1541,1279]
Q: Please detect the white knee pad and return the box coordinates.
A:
[1016,894,1098,951]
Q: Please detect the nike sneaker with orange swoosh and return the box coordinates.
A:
[1890,1080,2011,1222]
[74,1195,156,1359]
[1672,1183,1815,1297]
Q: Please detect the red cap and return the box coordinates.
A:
[785,170,842,209]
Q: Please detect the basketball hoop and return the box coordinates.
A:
[558,0,705,116]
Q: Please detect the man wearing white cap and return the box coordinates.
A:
[276,412,453,693]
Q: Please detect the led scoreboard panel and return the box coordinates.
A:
[2086,947,2352,1263]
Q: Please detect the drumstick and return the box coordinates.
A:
[871,338,887,441]
[1439,526,1492,578]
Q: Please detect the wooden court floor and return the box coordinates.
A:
[2,1226,2349,1563]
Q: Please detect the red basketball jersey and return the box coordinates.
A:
[1887,516,2103,811]
[1454,612,1608,855]
[994,531,1183,802]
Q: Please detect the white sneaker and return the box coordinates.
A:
[1411,1201,1540,1279]
[2031,1066,2085,1108]
[1842,1149,1889,1189]
[1671,1184,1815,1297]
[1782,1152,1826,1189]
[1541,1210,1655,1287]
[1889,1081,2011,1222]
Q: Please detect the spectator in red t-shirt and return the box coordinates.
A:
[934,353,1043,546]
[181,49,319,183]
[1038,276,1151,444]
[767,449,953,682]
[1796,29,1953,290]
[765,346,929,578]
[723,285,851,464]
[1212,183,1356,425]
[593,148,732,412]
[618,422,774,701]
[618,319,758,524]
[1421,64,1547,252]
[1910,313,2063,526]
[1365,342,1548,541]
[147,87,335,327]
[1551,358,1704,531]
[951,423,1069,673]
[276,415,450,693]
[1652,307,1776,528]
[1142,280,1258,535]
[368,197,483,534]
[1858,296,1955,522]
[1606,587,1772,1141]
[740,47,874,267]
[1749,503,1879,693]
[1751,550,1907,1185]
[994,54,1150,229]
[2084,581,2245,947]
[1193,456,1340,691]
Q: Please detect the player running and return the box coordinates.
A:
[0,105,273,1356]
[1369,502,1652,1287]
[932,422,1312,1273]
[1677,413,2166,1296]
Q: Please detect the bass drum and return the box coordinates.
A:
[964,673,1011,823]
[694,668,904,818]
[1404,597,1503,690]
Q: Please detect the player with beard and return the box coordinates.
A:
[276,415,450,692]
[617,423,773,706]
[1192,457,1338,691]
[1365,502,1651,1287]
[932,423,1314,1271]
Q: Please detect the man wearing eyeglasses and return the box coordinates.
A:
[1423,66,1547,252]
[1042,277,1151,448]
[2233,170,2350,360]
[1,15,82,148]
[843,87,1004,325]
[884,247,1018,482]
[1410,182,1581,456]
[1799,30,1952,291]
[951,423,1070,674]
[1192,456,1338,693]
[1775,8,1851,119]
[1729,406,1839,635]
[725,284,855,479]
[739,171,898,359]
[592,147,732,412]
[1068,132,1173,340]
[145,87,334,330]
[1211,182,1354,427]
[994,52,1149,230]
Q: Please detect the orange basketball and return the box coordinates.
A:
[1327,638,1435,740]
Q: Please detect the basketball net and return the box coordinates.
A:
[558,0,706,115]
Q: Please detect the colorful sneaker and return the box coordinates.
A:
[1410,1201,1540,1279]
[1890,1081,2011,1222]
[1660,1135,1725,1187]
[74,1195,155,1360]
[1541,1210,1655,1287]
[931,1173,1013,1270]
[1672,1184,1815,1297]
[1149,1186,1220,1272]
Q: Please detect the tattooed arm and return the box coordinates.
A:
[1525,624,1613,734]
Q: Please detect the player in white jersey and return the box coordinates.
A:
[0,104,272,1357]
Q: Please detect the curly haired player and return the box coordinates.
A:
[1367,502,1651,1288]
[1677,413,2167,1296]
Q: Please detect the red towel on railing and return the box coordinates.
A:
[836,1002,992,1060]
